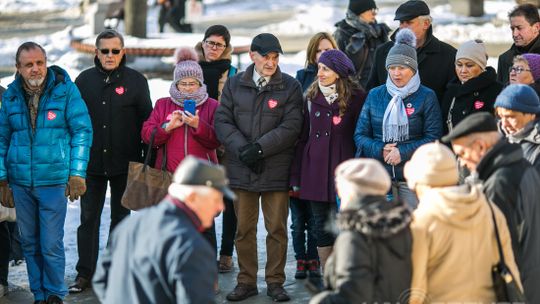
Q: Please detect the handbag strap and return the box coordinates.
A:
[486,200,506,265]
[144,128,169,172]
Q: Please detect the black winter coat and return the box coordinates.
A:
[310,196,412,304]
[366,27,456,102]
[334,11,390,88]
[476,139,540,304]
[75,57,153,176]
[497,36,540,85]
[214,64,303,191]
[440,67,503,135]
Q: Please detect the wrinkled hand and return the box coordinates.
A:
[165,111,184,132]
[384,146,402,166]
[65,176,87,202]
[239,143,264,166]
[382,143,397,159]
[182,110,199,129]
[0,180,14,208]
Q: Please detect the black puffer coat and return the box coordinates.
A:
[214,64,303,191]
[497,36,540,85]
[366,26,456,102]
[310,196,412,304]
[440,67,503,135]
[75,56,153,176]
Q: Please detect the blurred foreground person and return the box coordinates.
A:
[405,142,521,303]
[93,156,235,304]
[310,158,412,304]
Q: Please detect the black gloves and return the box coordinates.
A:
[239,143,264,173]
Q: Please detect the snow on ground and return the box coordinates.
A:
[0,0,80,14]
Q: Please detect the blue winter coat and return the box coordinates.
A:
[0,66,92,187]
[354,84,442,181]
[295,64,317,93]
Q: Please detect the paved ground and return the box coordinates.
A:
[1,208,314,304]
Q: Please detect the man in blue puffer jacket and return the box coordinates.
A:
[0,42,92,304]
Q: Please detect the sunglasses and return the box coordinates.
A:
[509,66,531,74]
[99,49,122,55]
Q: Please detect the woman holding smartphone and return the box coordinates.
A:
[141,47,221,269]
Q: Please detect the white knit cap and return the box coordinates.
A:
[335,158,391,196]
[455,39,488,71]
[404,142,459,190]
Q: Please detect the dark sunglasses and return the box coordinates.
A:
[99,49,122,55]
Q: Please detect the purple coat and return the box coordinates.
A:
[290,89,366,202]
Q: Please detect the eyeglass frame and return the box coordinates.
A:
[99,48,122,55]
[509,66,532,74]
[204,40,227,50]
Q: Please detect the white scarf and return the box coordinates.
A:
[318,82,338,105]
[383,72,421,142]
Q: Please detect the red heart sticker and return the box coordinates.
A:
[47,111,57,120]
[166,113,172,120]
[115,86,125,95]
[406,108,415,116]
[268,99,278,109]
[474,100,484,110]
[332,116,342,125]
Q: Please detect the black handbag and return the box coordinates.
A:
[121,128,172,211]
[487,201,527,303]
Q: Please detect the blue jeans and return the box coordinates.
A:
[12,184,68,301]
[289,197,318,261]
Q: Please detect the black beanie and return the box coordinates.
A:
[203,25,231,47]
[348,0,377,15]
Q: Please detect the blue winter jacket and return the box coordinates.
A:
[354,84,442,181]
[0,66,93,187]
[295,64,317,93]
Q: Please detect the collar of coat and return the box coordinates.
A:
[337,196,412,238]
[93,54,127,83]
[476,139,525,181]
[169,196,204,232]
[506,118,540,145]
[4,65,68,102]
[240,64,286,91]
[511,34,540,54]
[447,67,498,97]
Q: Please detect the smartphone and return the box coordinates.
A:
[183,99,196,115]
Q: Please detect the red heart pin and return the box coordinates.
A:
[115,86,125,95]
[332,116,342,125]
[47,111,57,120]
[474,100,484,110]
[166,113,172,120]
[268,99,278,109]
[406,108,415,116]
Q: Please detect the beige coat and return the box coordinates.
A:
[410,184,522,304]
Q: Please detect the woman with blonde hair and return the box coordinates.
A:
[296,32,338,92]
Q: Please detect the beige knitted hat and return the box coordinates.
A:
[404,142,459,190]
[456,39,488,71]
[335,158,391,196]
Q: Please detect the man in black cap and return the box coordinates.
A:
[215,33,303,302]
[442,112,540,302]
[333,0,390,88]
[366,0,456,102]
[92,156,234,304]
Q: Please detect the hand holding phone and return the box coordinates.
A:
[183,99,196,115]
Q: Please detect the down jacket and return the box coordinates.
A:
[310,196,412,304]
[141,97,220,172]
[354,84,442,181]
[214,64,303,192]
[0,66,93,186]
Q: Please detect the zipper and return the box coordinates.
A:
[184,125,188,158]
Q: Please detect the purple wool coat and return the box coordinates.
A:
[290,89,366,202]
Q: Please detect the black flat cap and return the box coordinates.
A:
[172,156,236,201]
[441,112,498,143]
[250,33,283,56]
[394,0,430,21]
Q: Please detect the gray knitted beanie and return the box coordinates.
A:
[385,28,418,73]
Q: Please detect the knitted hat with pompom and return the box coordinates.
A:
[173,47,204,85]
[385,28,418,73]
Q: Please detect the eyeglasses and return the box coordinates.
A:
[204,40,226,50]
[509,66,531,74]
[99,49,122,55]
[178,81,200,88]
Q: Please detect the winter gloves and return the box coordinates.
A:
[239,143,264,174]
[65,176,87,202]
[0,180,14,208]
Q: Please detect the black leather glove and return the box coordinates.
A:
[239,143,264,166]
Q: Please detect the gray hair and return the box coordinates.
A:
[15,41,46,66]
[95,29,125,48]
[418,15,432,25]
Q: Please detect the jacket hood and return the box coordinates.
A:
[4,65,70,100]
[195,41,233,62]
[337,195,412,238]
[476,139,524,181]
[417,184,489,228]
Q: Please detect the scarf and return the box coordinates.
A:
[318,82,338,105]
[169,82,209,107]
[383,72,421,142]
[22,80,45,132]
[344,10,381,39]
[199,59,231,100]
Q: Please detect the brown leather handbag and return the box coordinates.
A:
[121,128,172,211]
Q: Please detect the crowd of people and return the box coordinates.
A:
[1,0,540,303]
